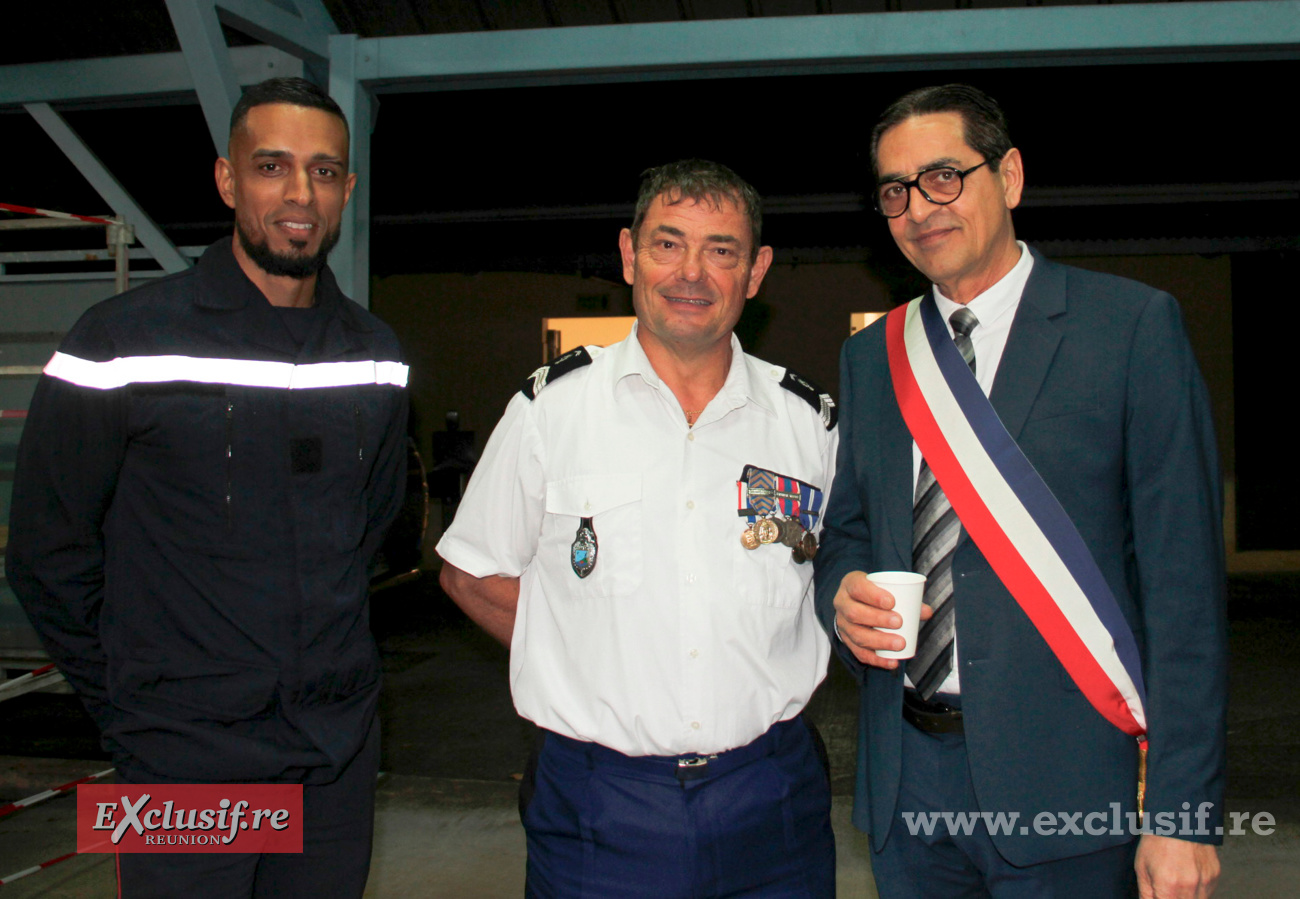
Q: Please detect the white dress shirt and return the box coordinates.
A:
[909,241,1034,694]
[438,327,837,756]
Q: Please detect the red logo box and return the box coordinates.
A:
[77,784,303,853]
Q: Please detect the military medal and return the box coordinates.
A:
[571,516,597,578]
[738,466,825,558]
[800,530,818,559]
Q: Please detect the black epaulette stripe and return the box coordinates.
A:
[519,346,594,400]
[779,368,837,430]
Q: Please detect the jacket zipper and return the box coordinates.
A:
[354,402,364,464]
[352,402,365,542]
[225,401,235,530]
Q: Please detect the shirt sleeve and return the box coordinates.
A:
[5,318,128,730]
[436,393,547,579]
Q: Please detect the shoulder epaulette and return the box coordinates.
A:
[779,368,837,430]
[520,346,594,400]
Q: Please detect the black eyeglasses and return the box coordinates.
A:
[874,161,989,218]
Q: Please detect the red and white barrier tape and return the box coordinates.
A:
[0,849,81,886]
[0,769,116,886]
[0,663,56,692]
[0,765,114,821]
[0,202,116,226]
[0,664,65,703]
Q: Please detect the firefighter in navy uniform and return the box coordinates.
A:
[5,78,407,898]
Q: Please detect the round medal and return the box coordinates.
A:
[780,518,802,547]
[800,530,818,559]
[791,545,808,564]
[740,526,761,550]
[756,518,780,545]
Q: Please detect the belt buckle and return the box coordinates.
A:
[676,755,715,769]
[675,754,718,784]
[902,691,964,735]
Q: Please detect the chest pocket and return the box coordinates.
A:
[543,474,643,599]
[732,539,812,610]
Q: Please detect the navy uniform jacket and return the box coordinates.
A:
[6,238,408,784]
[814,250,1227,866]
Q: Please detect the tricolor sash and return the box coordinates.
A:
[885,296,1148,743]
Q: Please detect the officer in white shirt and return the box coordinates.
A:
[438,159,838,897]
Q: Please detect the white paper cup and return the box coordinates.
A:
[867,571,926,660]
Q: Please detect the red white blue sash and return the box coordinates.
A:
[886,296,1147,740]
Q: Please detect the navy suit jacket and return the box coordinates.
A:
[814,249,1227,866]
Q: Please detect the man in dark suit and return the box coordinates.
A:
[815,84,1226,898]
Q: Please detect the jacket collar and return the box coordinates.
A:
[190,237,372,358]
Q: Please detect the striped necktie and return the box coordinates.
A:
[910,306,978,700]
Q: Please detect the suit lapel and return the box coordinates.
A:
[989,250,1067,441]
[882,378,915,566]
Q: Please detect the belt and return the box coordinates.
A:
[902,690,964,734]
[547,717,803,784]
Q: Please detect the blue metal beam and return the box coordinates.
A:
[328,34,372,308]
[357,0,1300,89]
[24,104,190,274]
[164,0,244,153]
[286,0,339,40]
[215,0,334,62]
[5,2,1297,112]
[0,46,303,109]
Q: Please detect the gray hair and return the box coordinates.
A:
[630,159,763,261]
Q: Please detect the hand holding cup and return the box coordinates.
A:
[832,570,932,670]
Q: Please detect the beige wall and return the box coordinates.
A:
[734,262,894,398]
[373,271,631,442]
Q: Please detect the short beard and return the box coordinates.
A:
[236,219,341,280]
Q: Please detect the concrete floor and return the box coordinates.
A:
[1,571,1297,897]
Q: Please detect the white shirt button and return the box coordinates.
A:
[690,649,699,658]
[687,432,695,442]
[691,721,701,730]
[686,500,695,510]
[687,574,696,584]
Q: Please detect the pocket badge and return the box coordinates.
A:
[571,516,598,579]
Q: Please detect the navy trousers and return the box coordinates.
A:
[522,717,836,898]
[115,717,379,899]
[871,718,1138,899]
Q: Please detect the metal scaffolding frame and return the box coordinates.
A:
[2,0,1299,306]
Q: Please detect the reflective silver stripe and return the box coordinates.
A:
[43,352,408,390]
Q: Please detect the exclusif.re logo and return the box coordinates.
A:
[77,784,304,853]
